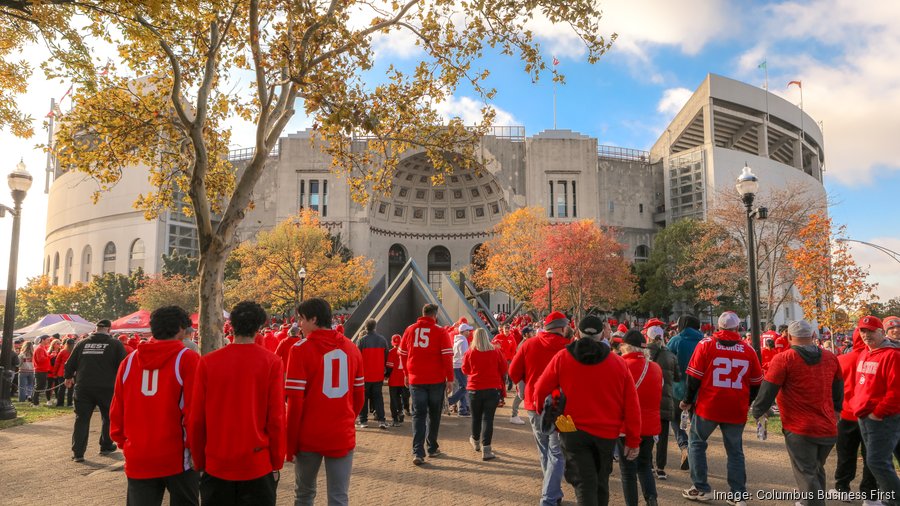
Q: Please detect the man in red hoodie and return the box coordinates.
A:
[355,318,389,429]
[31,335,52,406]
[851,315,900,505]
[110,305,201,506]
[534,315,641,506]
[286,298,364,505]
[509,311,572,506]
[399,303,453,465]
[189,301,285,506]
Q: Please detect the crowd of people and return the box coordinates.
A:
[7,302,900,506]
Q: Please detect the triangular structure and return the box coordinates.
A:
[439,273,492,336]
[17,320,98,340]
[14,314,90,335]
[343,275,388,340]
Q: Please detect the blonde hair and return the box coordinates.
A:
[472,328,494,352]
[20,341,34,357]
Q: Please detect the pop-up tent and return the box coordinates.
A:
[111,310,151,333]
[17,320,98,341]
[14,314,91,335]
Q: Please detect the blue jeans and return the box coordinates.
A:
[18,372,34,402]
[528,410,565,506]
[618,436,657,506]
[688,413,746,494]
[859,415,900,506]
[447,369,469,414]
[410,383,445,458]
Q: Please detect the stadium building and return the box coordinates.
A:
[43,73,825,323]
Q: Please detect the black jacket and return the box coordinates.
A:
[649,341,680,420]
[64,333,127,391]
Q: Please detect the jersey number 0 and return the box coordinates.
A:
[322,349,349,398]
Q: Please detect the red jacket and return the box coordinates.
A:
[33,345,51,373]
[385,347,406,387]
[534,339,641,447]
[838,329,866,421]
[275,336,301,371]
[53,349,71,378]
[774,335,789,353]
[399,317,453,385]
[492,334,517,362]
[189,343,285,480]
[761,348,777,372]
[285,330,365,459]
[262,331,279,353]
[462,348,507,391]
[765,347,841,438]
[508,331,570,411]
[851,340,900,419]
[357,333,389,383]
[110,340,200,479]
[622,351,663,437]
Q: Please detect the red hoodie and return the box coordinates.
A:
[534,338,642,447]
[462,347,507,391]
[275,336,302,371]
[33,345,51,373]
[509,331,570,411]
[285,329,364,459]
[385,347,406,387]
[53,348,71,378]
[622,351,663,437]
[399,317,453,385]
[851,339,900,419]
[189,343,285,480]
[838,329,865,422]
[110,340,200,479]
[492,333,517,362]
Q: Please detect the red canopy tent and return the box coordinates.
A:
[111,310,151,333]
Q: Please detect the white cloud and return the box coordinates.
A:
[656,87,692,117]
[845,237,900,302]
[432,96,518,126]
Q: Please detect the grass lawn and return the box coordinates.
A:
[0,401,72,430]
[746,412,783,436]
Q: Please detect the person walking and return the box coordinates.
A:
[190,301,285,506]
[680,311,763,505]
[509,311,573,506]
[399,303,454,465]
[285,298,364,505]
[64,319,128,462]
[17,340,35,402]
[509,327,532,425]
[850,315,900,506]
[385,334,408,426]
[647,325,679,482]
[750,320,843,506]
[448,323,474,417]
[666,314,703,471]
[462,328,507,460]
[356,319,389,429]
[533,315,642,506]
[110,306,201,506]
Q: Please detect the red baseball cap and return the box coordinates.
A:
[857,315,883,331]
[884,316,900,330]
[643,318,665,329]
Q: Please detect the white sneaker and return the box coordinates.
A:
[862,501,886,506]
[509,415,526,425]
[826,489,851,503]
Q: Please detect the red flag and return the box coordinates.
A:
[788,80,802,88]
[60,84,73,102]
[552,56,559,66]
[46,109,55,118]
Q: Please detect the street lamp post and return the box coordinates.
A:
[1,160,33,420]
[298,267,307,304]
[736,165,767,362]
[546,267,554,314]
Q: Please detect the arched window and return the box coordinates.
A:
[635,245,650,262]
[81,245,92,282]
[102,242,117,274]
[388,243,407,284]
[64,249,74,285]
[427,246,451,295]
[129,239,145,273]
[52,252,60,285]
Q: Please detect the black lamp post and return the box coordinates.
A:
[298,267,307,303]
[546,267,553,314]
[1,160,33,420]
[736,165,766,362]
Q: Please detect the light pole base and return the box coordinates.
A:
[0,398,17,421]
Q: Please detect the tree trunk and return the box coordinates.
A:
[198,244,227,355]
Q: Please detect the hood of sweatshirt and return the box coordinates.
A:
[307,328,346,350]
[792,344,822,365]
[537,330,570,349]
[566,336,611,365]
[712,329,742,347]
[852,328,865,352]
[678,327,704,342]
[867,338,900,355]
[135,339,188,369]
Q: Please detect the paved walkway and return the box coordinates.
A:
[0,397,873,505]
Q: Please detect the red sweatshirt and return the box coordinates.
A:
[399,317,453,385]
[385,347,406,387]
[622,351,663,437]
[766,347,841,437]
[275,336,301,371]
[838,329,865,421]
[492,334,517,362]
[33,345,51,373]
[285,329,364,459]
[851,340,900,419]
[53,349,71,378]
[189,343,285,480]
[357,333,389,383]
[462,348,507,391]
[110,340,200,479]
[534,340,641,447]
[508,331,570,411]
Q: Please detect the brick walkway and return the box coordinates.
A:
[0,396,869,505]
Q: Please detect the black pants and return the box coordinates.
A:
[359,381,385,423]
[560,430,617,506]
[834,418,878,496]
[56,380,73,406]
[784,431,834,506]
[410,383,444,458]
[32,372,48,405]
[46,377,59,402]
[468,389,500,446]
[72,387,115,457]
[655,418,670,471]
[389,386,406,422]
[127,470,199,506]
[200,472,276,506]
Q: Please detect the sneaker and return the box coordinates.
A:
[469,436,481,452]
[498,400,505,408]
[509,415,526,425]
[71,456,85,463]
[413,456,425,466]
[682,487,711,502]
[390,420,402,427]
[355,422,368,429]
[46,401,56,407]
[99,445,118,456]
[826,489,851,503]
[427,449,442,458]
[404,409,411,416]
[863,501,887,506]
[680,448,690,470]
[656,469,668,480]
[726,500,746,506]
[458,412,471,417]
[379,421,388,429]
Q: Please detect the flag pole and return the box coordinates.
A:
[553,79,557,129]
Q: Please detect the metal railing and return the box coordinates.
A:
[352,125,526,142]
[598,145,650,163]
[228,143,281,162]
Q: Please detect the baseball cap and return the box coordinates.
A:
[883,316,900,330]
[622,330,646,348]
[858,315,883,331]
[717,311,741,330]
[544,311,569,330]
[787,320,814,338]
[616,324,629,334]
[646,326,665,340]
[643,318,665,329]
[578,315,604,336]
[391,334,401,346]
[459,323,474,332]
[96,319,112,328]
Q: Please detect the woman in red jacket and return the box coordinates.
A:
[462,328,508,461]
[54,338,75,407]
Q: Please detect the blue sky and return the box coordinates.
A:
[1,0,898,300]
